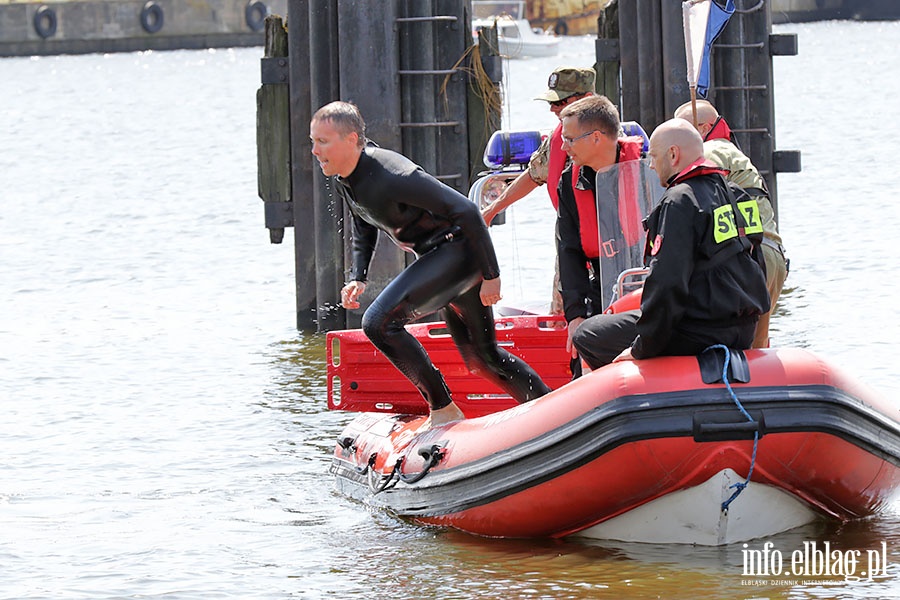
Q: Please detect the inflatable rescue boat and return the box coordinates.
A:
[325,131,900,545]
[326,315,900,545]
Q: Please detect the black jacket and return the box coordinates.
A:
[632,168,770,359]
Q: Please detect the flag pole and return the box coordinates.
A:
[683,0,700,128]
[690,85,698,128]
[683,0,736,126]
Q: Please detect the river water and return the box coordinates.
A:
[2,19,899,600]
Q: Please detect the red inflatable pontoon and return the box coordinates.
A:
[327,317,900,545]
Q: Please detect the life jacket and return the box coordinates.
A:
[546,123,566,210]
[572,136,645,259]
[704,116,742,151]
[668,157,728,185]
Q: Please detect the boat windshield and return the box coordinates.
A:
[593,158,665,310]
[472,1,525,20]
[499,23,522,38]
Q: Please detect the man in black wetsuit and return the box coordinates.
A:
[310,101,551,427]
[571,118,770,369]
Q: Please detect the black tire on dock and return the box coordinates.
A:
[140,1,164,34]
[553,20,568,36]
[33,5,57,39]
[245,1,268,32]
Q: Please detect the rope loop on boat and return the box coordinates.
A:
[368,444,446,494]
[355,452,376,475]
[706,344,760,512]
[399,445,445,484]
[369,458,403,494]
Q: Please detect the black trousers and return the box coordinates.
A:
[361,239,552,410]
[572,309,757,370]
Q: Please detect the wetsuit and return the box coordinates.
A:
[572,159,770,369]
[333,145,551,410]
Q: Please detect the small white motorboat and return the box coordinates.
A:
[472,1,560,59]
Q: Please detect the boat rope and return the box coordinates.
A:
[398,445,445,484]
[706,344,760,513]
[355,452,376,475]
[369,458,403,494]
[368,444,446,494]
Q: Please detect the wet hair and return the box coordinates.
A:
[559,95,620,137]
[312,101,366,148]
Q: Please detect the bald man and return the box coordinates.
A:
[674,99,787,348]
[571,119,770,369]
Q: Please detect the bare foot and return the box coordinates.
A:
[420,402,465,431]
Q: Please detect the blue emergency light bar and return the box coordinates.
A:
[621,120,650,153]
[483,130,543,168]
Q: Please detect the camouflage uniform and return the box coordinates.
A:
[529,66,597,314]
[704,138,788,348]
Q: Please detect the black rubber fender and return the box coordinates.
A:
[553,20,568,36]
[245,1,268,32]
[140,1,164,34]
[33,5,57,39]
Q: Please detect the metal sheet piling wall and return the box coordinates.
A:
[266,0,490,331]
[261,0,796,332]
[608,0,799,218]
[286,1,317,330]
[308,0,348,332]
[334,0,407,330]
[0,0,289,57]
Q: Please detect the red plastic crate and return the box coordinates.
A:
[326,315,572,417]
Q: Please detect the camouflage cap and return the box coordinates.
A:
[534,66,596,103]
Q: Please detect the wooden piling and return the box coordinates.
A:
[712,3,802,216]
[332,0,407,329]
[257,16,291,245]
[257,1,797,332]
[608,0,797,223]
[595,1,619,102]
[466,23,502,187]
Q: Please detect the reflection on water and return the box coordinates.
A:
[1,20,900,600]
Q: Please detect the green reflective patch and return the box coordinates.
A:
[713,205,738,243]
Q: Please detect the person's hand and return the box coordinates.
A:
[340,281,366,309]
[550,287,564,316]
[481,184,514,225]
[612,347,635,363]
[481,202,500,226]
[480,277,502,306]
[566,316,585,359]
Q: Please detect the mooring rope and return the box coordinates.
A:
[705,344,760,512]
